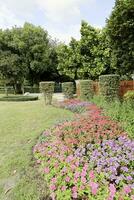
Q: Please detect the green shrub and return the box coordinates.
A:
[92,95,134,138]
[124,90,134,101]
[0,95,38,101]
[39,82,55,105]
[62,82,74,99]
[99,74,120,101]
[79,80,94,101]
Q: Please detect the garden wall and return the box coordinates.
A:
[76,80,134,98]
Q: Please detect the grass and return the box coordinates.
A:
[0,97,73,200]
[92,95,134,138]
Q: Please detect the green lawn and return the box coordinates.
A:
[0,98,73,200]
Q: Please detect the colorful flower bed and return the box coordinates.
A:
[34,99,134,200]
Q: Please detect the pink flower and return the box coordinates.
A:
[72,186,77,192]
[44,167,50,174]
[108,184,116,200]
[65,176,70,182]
[81,170,86,177]
[89,170,95,180]
[51,177,57,183]
[109,184,116,195]
[72,192,77,199]
[83,163,88,171]
[89,181,99,195]
[61,186,67,191]
[131,195,134,200]
[50,192,55,200]
[71,164,76,170]
[50,184,56,191]
[81,176,86,184]
[80,185,85,190]
[74,171,80,179]
[123,185,131,194]
[75,160,79,167]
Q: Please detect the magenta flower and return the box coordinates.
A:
[89,181,99,195]
[72,192,78,199]
[51,177,57,183]
[72,186,77,192]
[74,171,80,179]
[108,184,116,200]
[44,167,50,174]
[61,186,67,191]
[65,176,70,182]
[89,170,95,180]
[123,185,131,194]
[81,176,86,184]
[81,170,87,177]
[50,184,56,191]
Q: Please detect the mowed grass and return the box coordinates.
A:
[0,98,73,200]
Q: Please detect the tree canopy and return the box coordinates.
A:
[106,0,134,76]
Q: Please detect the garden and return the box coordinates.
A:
[34,77,134,200]
[0,0,134,199]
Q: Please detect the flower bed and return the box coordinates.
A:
[34,99,134,200]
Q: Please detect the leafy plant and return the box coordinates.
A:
[62,82,74,99]
[39,81,55,105]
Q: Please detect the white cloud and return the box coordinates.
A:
[47,24,81,44]
[0,0,96,42]
[0,4,22,29]
[35,0,88,23]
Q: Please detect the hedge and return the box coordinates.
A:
[62,82,74,99]
[99,74,120,101]
[79,80,94,101]
[0,95,38,101]
[40,82,55,105]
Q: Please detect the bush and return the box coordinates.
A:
[0,95,38,101]
[99,74,120,101]
[79,80,94,101]
[124,90,134,101]
[62,82,74,99]
[92,95,134,138]
[39,82,55,105]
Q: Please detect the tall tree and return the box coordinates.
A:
[106,0,134,76]
[0,28,25,93]
[20,23,51,85]
[57,21,110,80]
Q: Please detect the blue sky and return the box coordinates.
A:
[0,0,115,43]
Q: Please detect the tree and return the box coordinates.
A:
[106,0,134,76]
[80,21,110,79]
[20,23,51,85]
[57,38,82,80]
[0,28,25,93]
[57,21,110,80]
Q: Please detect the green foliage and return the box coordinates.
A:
[92,95,134,138]
[0,23,59,89]
[40,81,55,105]
[0,95,38,101]
[57,38,82,80]
[99,74,120,100]
[57,21,110,80]
[106,0,134,76]
[124,90,134,101]
[79,80,94,101]
[62,82,74,99]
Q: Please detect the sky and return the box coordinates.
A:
[0,0,115,43]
